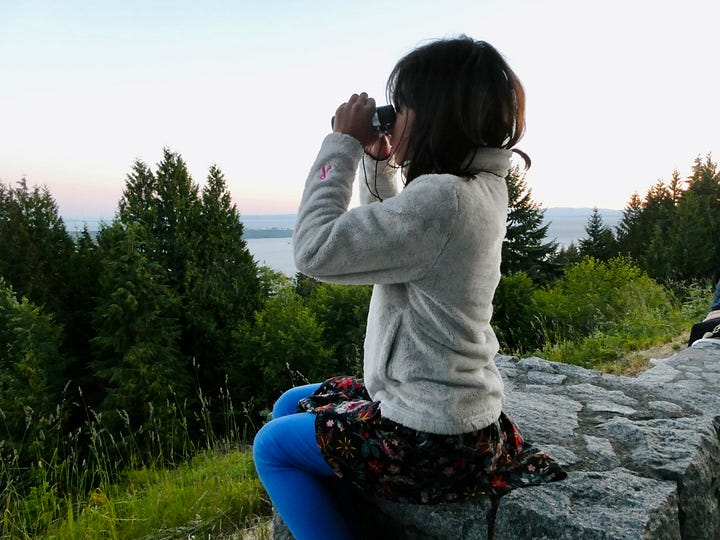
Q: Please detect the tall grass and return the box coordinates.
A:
[0,385,270,539]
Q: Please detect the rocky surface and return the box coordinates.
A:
[274,346,720,539]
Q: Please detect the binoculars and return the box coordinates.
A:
[331,105,396,134]
[371,105,396,133]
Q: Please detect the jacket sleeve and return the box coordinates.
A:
[293,133,456,285]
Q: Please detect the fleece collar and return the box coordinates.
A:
[464,147,512,179]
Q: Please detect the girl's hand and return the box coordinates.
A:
[333,93,392,160]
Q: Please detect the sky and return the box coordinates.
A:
[1,0,719,220]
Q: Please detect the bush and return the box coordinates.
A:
[532,257,672,342]
[306,282,372,376]
[231,286,336,414]
[493,272,542,353]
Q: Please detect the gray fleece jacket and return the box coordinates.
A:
[294,132,510,434]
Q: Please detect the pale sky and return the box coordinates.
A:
[1,0,718,220]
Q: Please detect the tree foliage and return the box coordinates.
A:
[96,151,263,425]
[533,257,671,342]
[0,179,94,406]
[0,278,61,461]
[4,147,718,523]
[578,207,617,261]
[502,165,558,283]
[0,179,74,314]
[231,286,335,413]
[305,282,372,376]
[92,223,187,431]
[614,154,720,284]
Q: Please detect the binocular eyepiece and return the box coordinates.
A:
[371,105,396,133]
[331,105,396,134]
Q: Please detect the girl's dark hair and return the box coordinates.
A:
[387,36,527,183]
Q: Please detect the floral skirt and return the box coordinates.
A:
[297,376,566,504]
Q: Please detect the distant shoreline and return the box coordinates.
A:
[63,208,623,244]
[67,228,294,240]
[243,228,293,239]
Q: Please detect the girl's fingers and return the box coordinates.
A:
[333,92,377,146]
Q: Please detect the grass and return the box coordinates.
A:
[39,449,268,540]
[2,443,271,540]
[0,387,272,540]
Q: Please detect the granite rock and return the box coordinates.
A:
[273,347,720,539]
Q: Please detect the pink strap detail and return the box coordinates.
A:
[320,164,332,180]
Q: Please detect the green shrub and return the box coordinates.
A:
[532,256,672,342]
[493,272,542,353]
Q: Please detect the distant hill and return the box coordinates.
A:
[542,208,623,248]
[63,209,623,245]
[243,227,292,239]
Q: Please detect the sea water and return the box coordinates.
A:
[246,237,297,276]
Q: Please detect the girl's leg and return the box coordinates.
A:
[711,279,720,311]
[272,383,322,419]
[253,412,355,540]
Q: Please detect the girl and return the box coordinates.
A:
[253,36,565,540]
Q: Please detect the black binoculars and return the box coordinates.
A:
[371,105,396,133]
[331,105,396,134]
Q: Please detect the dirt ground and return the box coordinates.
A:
[612,333,690,376]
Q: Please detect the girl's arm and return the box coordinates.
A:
[332,92,397,205]
[293,133,455,285]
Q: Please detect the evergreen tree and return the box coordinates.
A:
[492,272,540,352]
[185,165,262,399]
[117,160,158,228]
[635,180,676,279]
[578,208,617,261]
[0,179,74,314]
[615,192,644,259]
[0,278,62,462]
[662,154,720,282]
[56,227,103,405]
[154,149,200,291]
[641,171,686,281]
[502,165,558,283]
[91,222,188,434]
[667,170,684,206]
[0,179,95,406]
[555,241,582,268]
[102,150,262,434]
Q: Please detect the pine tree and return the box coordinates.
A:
[635,180,676,280]
[663,154,720,282]
[502,165,558,283]
[185,165,262,399]
[578,208,617,261]
[91,222,188,433]
[0,179,74,314]
[100,150,263,434]
[615,192,644,259]
[0,278,62,463]
[57,227,102,403]
[0,179,94,407]
[555,242,582,268]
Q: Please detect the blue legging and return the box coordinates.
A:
[253,383,357,540]
[711,279,720,311]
